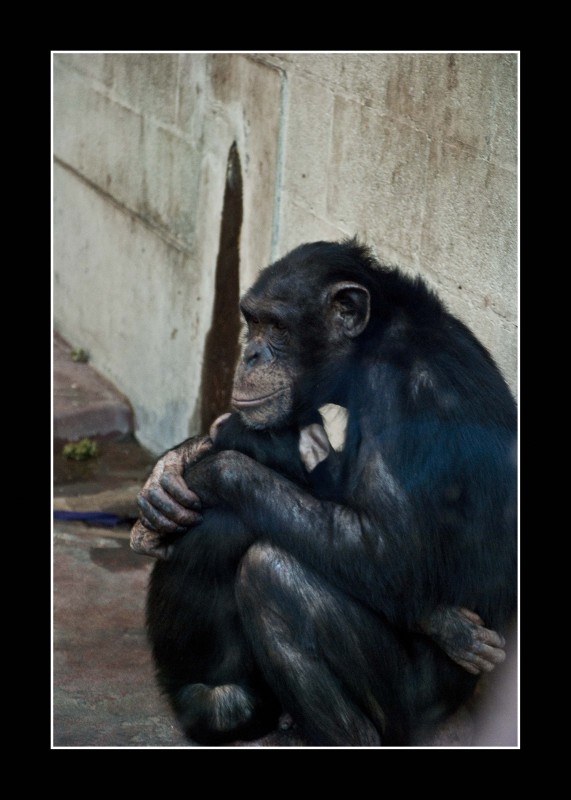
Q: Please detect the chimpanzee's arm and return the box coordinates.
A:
[185,449,400,610]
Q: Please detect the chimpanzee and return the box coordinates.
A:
[133,239,517,746]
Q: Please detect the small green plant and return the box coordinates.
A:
[71,348,89,363]
[62,438,99,460]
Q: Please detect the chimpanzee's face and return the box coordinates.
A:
[231,251,370,430]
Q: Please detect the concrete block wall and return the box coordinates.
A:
[53,53,518,454]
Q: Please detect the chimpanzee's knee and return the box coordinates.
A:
[236,543,286,613]
[238,539,282,576]
[236,542,311,615]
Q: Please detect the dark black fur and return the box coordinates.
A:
[147,240,517,746]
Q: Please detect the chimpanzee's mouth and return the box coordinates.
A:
[232,389,285,408]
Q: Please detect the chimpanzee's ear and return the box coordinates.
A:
[326,282,371,338]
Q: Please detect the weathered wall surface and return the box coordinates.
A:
[53,53,518,454]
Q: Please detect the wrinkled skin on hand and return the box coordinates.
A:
[130,434,214,559]
[419,606,507,675]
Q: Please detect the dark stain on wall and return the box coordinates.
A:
[200,142,243,431]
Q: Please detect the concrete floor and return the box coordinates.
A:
[52,332,517,749]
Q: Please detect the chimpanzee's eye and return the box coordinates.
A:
[243,314,259,336]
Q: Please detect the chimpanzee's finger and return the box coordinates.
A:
[137,494,193,533]
[160,472,202,510]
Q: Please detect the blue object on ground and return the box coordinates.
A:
[54,510,125,527]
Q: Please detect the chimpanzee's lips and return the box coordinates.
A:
[232,389,285,408]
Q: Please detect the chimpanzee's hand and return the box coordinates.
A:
[420,606,507,675]
[130,434,214,558]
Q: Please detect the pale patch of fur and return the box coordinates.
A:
[319,403,348,451]
[410,361,436,399]
[207,684,255,731]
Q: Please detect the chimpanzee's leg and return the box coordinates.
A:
[235,542,422,746]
